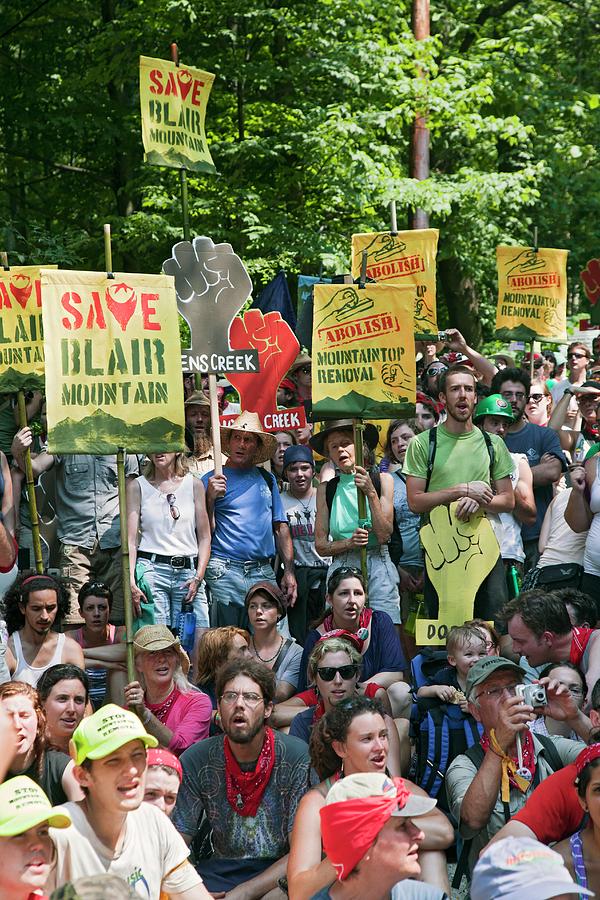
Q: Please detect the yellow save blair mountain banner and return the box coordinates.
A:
[0,265,56,392]
[312,283,415,420]
[139,55,216,174]
[41,270,185,454]
[351,229,439,335]
[495,246,569,342]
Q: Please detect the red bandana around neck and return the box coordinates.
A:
[224,727,276,817]
[323,607,373,641]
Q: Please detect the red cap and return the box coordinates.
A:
[146,748,183,781]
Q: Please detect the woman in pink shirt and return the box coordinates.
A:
[124,624,212,755]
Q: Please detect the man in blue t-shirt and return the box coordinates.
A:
[490,368,567,572]
[202,411,297,627]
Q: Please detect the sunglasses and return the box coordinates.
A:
[528,393,545,402]
[317,664,359,682]
[569,352,588,360]
[166,493,180,520]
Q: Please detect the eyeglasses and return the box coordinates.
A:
[166,493,180,521]
[474,683,520,702]
[528,393,544,403]
[220,690,264,707]
[317,664,359,682]
[569,352,588,360]
[501,390,525,401]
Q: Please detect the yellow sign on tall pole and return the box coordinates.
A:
[41,269,185,454]
[351,229,439,334]
[495,246,568,342]
[139,55,216,174]
[312,283,416,420]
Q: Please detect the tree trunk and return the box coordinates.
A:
[438,258,483,348]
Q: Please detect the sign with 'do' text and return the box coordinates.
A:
[41,270,185,454]
[416,504,500,646]
[140,55,216,174]
[0,265,56,392]
[351,229,439,335]
[312,283,415,420]
[495,246,568,342]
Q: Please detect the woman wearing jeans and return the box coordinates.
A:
[127,452,211,631]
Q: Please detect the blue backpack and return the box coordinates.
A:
[410,650,483,809]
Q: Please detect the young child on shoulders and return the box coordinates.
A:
[417,624,489,711]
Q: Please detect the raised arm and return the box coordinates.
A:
[513,457,537,526]
[565,461,594,534]
[444,328,497,386]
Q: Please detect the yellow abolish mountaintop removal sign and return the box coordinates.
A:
[351,229,439,335]
[495,246,568,342]
[139,55,216,174]
[312,283,416,420]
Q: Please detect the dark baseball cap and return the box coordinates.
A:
[465,656,524,699]
[283,444,315,472]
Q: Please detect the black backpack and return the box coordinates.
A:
[325,470,403,566]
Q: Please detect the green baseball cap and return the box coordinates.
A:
[0,776,71,836]
[69,704,158,765]
[465,656,525,699]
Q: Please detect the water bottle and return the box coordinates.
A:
[177,604,197,654]
[508,564,520,599]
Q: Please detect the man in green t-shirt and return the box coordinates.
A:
[403,366,515,623]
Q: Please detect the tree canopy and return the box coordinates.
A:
[1,0,598,346]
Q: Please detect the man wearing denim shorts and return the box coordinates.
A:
[202,411,297,628]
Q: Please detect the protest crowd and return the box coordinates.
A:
[5,323,600,900]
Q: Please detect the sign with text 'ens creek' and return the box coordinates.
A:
[351,229,439,335]
[41,270,185,454]
[139,56,216,174]
[0,265,56,392]
[312,283,416,420]
[163,237,259,375]
[495,246,568,342]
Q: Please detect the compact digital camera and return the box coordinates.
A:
[515,683,547,707]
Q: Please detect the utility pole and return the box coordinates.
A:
[411,0,430,229]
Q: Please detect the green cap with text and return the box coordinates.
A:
[69,703,157,765]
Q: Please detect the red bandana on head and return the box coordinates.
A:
[320,776,411,881]
[223,727,276,817]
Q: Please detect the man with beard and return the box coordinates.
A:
[6,573,84,685]
[404,366,515,624]
[490,368,566,571]
[184,391,227,477]
[173,658,313,896]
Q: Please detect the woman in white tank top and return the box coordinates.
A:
[127,453,211,631]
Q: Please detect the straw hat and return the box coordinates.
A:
[133,625,191,675]
[309,419,379,459]
[220,410,278,464]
